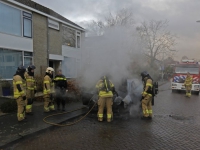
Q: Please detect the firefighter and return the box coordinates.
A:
[24,65,37,115]
[95,75,117,122]
[13,66,27,122]
[141,71,153,120]
[43,67,55,112]
[184,72,192,97]
[53,69,68,111]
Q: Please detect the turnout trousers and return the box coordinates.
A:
[97,96,113,122]
[141,95,152,117]
[25,90,34,113]
[43,94,55,112]
[185,85,192,97]
[16,97,26,121]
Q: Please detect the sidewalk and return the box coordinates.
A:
[0,99,88,148]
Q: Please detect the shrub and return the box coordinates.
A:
[0,99,17,113]
[67,79,81,95]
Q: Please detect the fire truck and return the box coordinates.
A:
[171,59,200,95]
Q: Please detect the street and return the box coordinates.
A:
[5,82,200,150]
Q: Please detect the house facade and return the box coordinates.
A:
[0,0,85,80]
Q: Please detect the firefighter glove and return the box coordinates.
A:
[22,96,26,101]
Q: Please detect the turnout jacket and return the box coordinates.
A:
[24,72,37,91]
[43,75,54,95]
[142,78,153,97]
[13,75,26,98]
[96,79,114,97]
[53,74,67,91]
[184,75,192,86]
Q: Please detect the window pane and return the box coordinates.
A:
[23,18,32,37]
[0,2,21,36]
[77,36,80,48]
[23,12,32,18]
[62,57,77,78]
[0,49,22,79]
[24,52,33,56]
[24,57,32,68]
[62,26,76,47]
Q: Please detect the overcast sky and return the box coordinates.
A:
[33,0,200,61]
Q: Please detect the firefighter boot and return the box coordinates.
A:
[107,114,112,122]
[98,114,103,122]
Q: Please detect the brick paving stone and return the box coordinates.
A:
[4,82,200,150]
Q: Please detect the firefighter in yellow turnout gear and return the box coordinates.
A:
[13,66,27,122]
[43,67,55,112]
[24,65,37,115]
[184,72,192,97]
[141,71,153,120]
[96,75,117,122]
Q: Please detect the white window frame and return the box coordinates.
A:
[0,0,32,38]
[23,51,33,67]
[48,18,59,30]
[62,25,82,48]
[76,31,81,48]
[23,11,32,38]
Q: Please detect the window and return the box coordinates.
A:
[62,26,76,47]
[0,2,21,36]
[62,57,77,78]
[48,19,59,30]
[175,67,199,75]
[77,35,80,48]
[0,49,22,79]
[24,52,33,68]
[23,12,32,38]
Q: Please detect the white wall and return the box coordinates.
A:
[62,45,82,78]
[62,45,81,59]
[0,32,33,51]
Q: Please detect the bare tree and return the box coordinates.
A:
[136,20,177,66]
[86,8,134,36]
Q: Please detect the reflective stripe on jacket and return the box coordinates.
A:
[184,76,192,86]
[96,79,114,97]
[142,78,153,97]
[24,72,37,90]
[53,75,67,90]
[13,75,25,98]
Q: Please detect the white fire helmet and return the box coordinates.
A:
[46,67,54,74]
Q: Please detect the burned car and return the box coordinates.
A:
[81,78,143,114]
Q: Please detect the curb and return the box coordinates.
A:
[0,107,88,149]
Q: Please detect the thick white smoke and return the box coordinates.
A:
[80,26,146,90]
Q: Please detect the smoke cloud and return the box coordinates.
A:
[80,26,146,90]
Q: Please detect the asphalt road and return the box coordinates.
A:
[4,82,200,150]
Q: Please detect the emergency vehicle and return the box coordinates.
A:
[171,59,200,95]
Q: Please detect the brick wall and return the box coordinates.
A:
[49,23,62,55]
[32,12,48,76]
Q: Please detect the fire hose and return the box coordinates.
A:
[43,96,97,127]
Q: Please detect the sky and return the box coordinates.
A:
[33,0,200,61]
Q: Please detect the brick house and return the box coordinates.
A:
[0,0,85,80]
